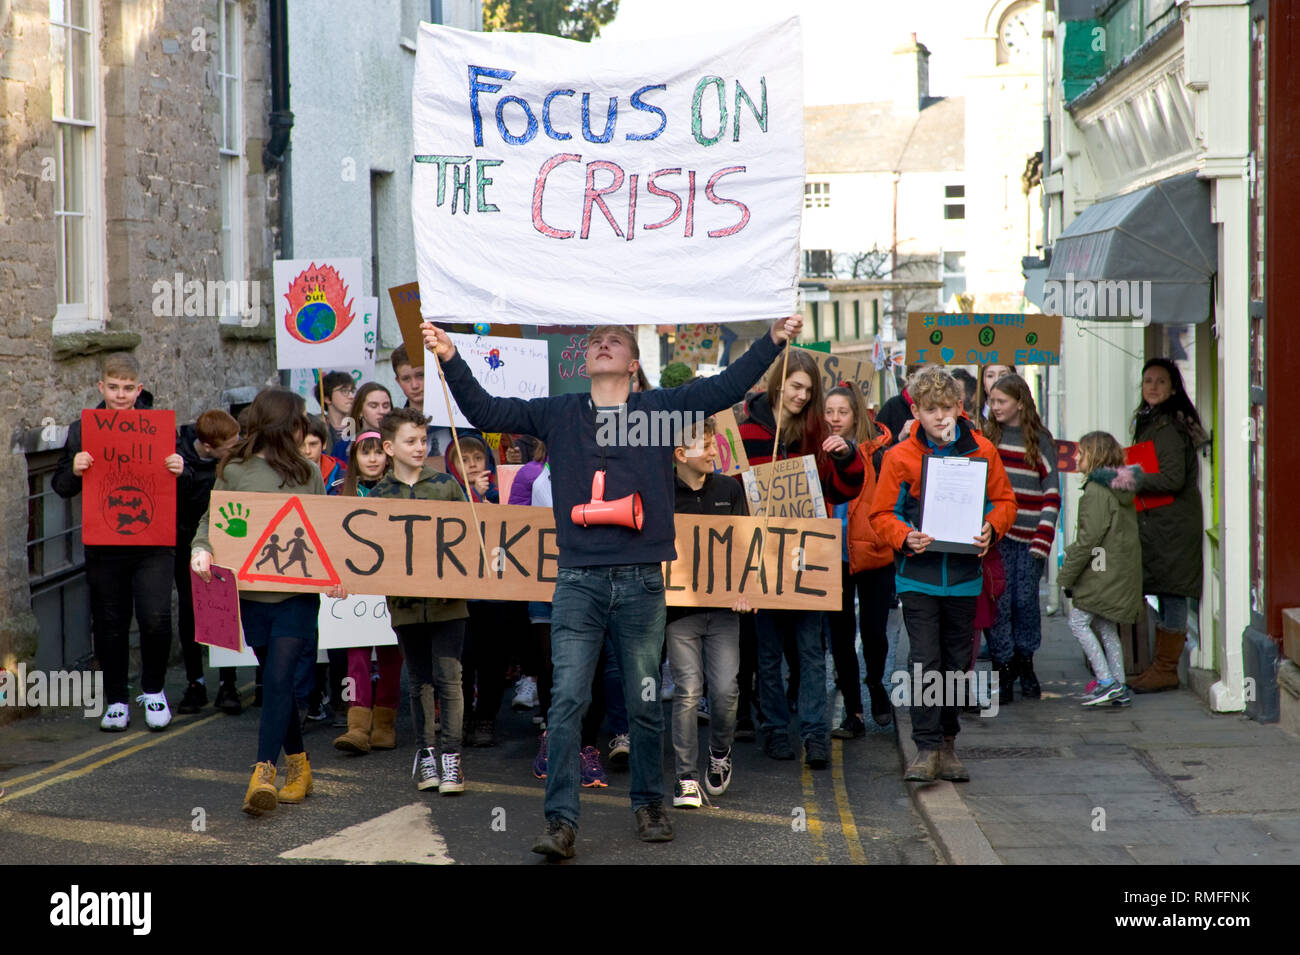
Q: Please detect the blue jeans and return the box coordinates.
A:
[755,609,829,743]
[545,564,667,827]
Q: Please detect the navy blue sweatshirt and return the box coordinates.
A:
[440,332,784,568]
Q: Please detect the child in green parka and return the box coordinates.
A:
[1058,431,1144,708]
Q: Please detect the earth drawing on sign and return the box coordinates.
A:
[104,484,154,535]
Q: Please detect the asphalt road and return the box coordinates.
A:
[0,667,935,866]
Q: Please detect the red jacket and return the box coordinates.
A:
[847,422,895,573]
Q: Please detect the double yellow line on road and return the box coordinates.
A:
[801,738,869,864]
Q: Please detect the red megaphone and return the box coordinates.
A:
[571,470,644,531]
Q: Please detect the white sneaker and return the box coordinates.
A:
[673,777,703,809]
[512,676,539,711]
[660,662,675,702]
[136,691,172,730]
[100,702,130,732]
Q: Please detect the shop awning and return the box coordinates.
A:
[1045,172,1216,324]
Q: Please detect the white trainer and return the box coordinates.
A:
[137,691,172,730]
[512,676,539,711]
[100,702,130,732]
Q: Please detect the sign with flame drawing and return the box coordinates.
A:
[273,259,366,369]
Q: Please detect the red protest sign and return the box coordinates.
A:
[80,409,176,546]
[191,564,242,651]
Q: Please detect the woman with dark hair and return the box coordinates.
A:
[738,349,864,767]
[1126,358,1208,693]
[191,388,346,815]
[331,381,393,460]
[824,381,896,735]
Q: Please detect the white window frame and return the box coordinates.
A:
[218,0,246,323]
[51,0,106,334]
[804,181,831,210]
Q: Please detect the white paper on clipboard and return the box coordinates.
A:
[919,456,988,550]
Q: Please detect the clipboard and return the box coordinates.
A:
[916,455,989,554]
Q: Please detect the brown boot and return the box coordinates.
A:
[1129,627,1184,694]
[903,748,940,781]
[334,706,372,753]
[939,736,970,782]
[242,761,278,816]
[370,706,398,750]
[278,751,313,803]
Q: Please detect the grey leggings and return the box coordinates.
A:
[1068,608,1125,686]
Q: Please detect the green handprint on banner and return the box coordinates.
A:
[216,503,251,538]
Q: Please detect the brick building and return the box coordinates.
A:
[1,0,280,678]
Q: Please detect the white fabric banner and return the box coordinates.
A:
[424,332,550,427]
[411,19,803,326]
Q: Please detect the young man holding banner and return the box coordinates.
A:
[422,315,801,859]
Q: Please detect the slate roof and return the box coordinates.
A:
[804,98,965,174]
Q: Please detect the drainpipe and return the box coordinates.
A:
[263,0,293,257]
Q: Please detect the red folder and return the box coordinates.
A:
[1125,441,1174,512]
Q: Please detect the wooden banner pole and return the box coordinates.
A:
[431,345,492,575]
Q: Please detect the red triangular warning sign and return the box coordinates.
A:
[237,496,342,587]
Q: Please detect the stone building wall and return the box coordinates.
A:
[0,0,280,677]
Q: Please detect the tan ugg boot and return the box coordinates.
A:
[370,706,398,750]
[1129,627,1184,694]
[334,706,373,753]
[242,761,278,816]
[278,751,313,803]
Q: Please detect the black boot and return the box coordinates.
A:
[1016,653,1041,699]
[995,659,1015,705]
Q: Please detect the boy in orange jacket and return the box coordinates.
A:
[869,367,1017,782]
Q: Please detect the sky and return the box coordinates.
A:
[596,0,984,105]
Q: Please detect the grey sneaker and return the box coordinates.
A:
[413,746,440,791]
[439,751,465,794]
[1081,682,1124,706]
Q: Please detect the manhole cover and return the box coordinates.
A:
[962,746,1063,759]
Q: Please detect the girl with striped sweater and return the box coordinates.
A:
[983,373,1060,701]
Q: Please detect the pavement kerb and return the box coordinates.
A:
[894,705,1002,865]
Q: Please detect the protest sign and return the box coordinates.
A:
[741,455,827,519]
[318,595,399,649]
[712,408,749,476]
[788,345,874,397]
[672,324,722,369]
[208,637,259,669]
[289,297,378,413]
[424,333,550,428]
[274,259,366,369]
[389,282,426,367]
[906,313,1062,366]
[208,491,839,610]
[411,20,804,326]
[525,327,591,395]
[80,409,176,546]
[190,565,241,651]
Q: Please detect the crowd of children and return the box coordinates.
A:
[58,331,1182,854]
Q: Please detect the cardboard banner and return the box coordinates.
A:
[274,259,366,369]
[789,345,874,397]
[80,409,177,546]
[741,455,826,519]
[319,595,398,649]
[906,313,1062,365]
[389,282,426,367]
[207,491,839,610]
[411,20,804,326]
[423,333,550,427]
[190,565,241,651]
[712,408,749,476]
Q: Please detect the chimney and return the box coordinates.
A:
[891,33,930,113]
